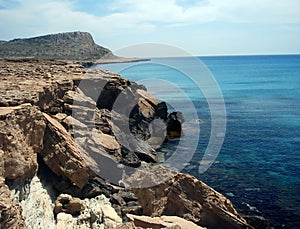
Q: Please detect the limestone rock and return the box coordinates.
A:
[91,129,121,155]
[0,103,45,183]
[40,113,96,189]
[135,89,159,107]
[128,166,251,229]
[0,59,83,109]
[53,194,122,228]
[62,89,96,109]
[11,175,56,229]
[54,194,84,215]
[56,212,75,229]
[126,214,205,229]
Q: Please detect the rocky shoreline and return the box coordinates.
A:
[0,58,252,228]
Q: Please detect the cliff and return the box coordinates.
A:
[0,58,252,228]
[0,32,114,60]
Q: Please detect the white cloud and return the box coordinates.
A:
[105,0,300,25]
[0,0,299,54]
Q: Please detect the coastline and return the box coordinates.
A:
[93,57,151,64]
[0,58,255,228]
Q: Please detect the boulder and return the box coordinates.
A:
[126,214,205,229]
[127,166,251,229]
[40,113,96,189]
[54,194,84,215]
[91,129,121,155]
[166,111,184,139]
[0,104,45,183]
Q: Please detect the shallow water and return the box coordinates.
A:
[98,54,300,228]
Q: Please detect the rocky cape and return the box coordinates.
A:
[0,32,116,61]
[0,58,253,228]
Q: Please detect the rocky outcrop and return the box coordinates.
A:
[0,58,253,228]
[0,32,114,60]
[41,113,96,189]
[10,175,56,228]
[125,214,205,229]
[54,194,122,228]
[0,103,45,183]
[127,166,251,229]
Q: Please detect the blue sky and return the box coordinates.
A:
[0,0,299,56]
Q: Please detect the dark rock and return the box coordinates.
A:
[121,205,143,216]
[81,176,115,198]
[244,215,270,229]
[121,148,141,168]
[111,193,126,206]
[117,190,138,203]
[167,111,184,139]
[155,102,168,120]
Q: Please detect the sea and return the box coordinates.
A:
[97,54,300,228]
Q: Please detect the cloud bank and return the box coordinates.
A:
[0,0,299,55]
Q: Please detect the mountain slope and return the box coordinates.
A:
[0,31,114,60]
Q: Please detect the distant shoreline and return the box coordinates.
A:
[94,57,151,64]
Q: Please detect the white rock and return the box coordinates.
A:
[11,175,56,229]
[56,212,75,229]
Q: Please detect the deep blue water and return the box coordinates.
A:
[98,55,300,228]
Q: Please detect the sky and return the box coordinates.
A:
[0,0,299,56]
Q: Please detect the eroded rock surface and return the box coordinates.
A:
[0,177,26,228]
[0,103,45,183]
[126,214,205,229]
[128,166,251,229]
[54,194,122,228]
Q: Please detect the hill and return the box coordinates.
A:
[0,31,115,60]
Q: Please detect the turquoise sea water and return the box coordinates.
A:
[98,55,300,228]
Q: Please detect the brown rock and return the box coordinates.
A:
[0,59,81,109]
[40,113,96,189]
[62,115,87,131]
[0,177,26,228]
[127,166,251,229]
[0,103,45,182]
[62,89,96,108]
[54,194,84,215]
[114,221,140,229]
[126,214,205,229]
[137,98,156,119]
[91,129,121,155]
[135,89,158,107]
